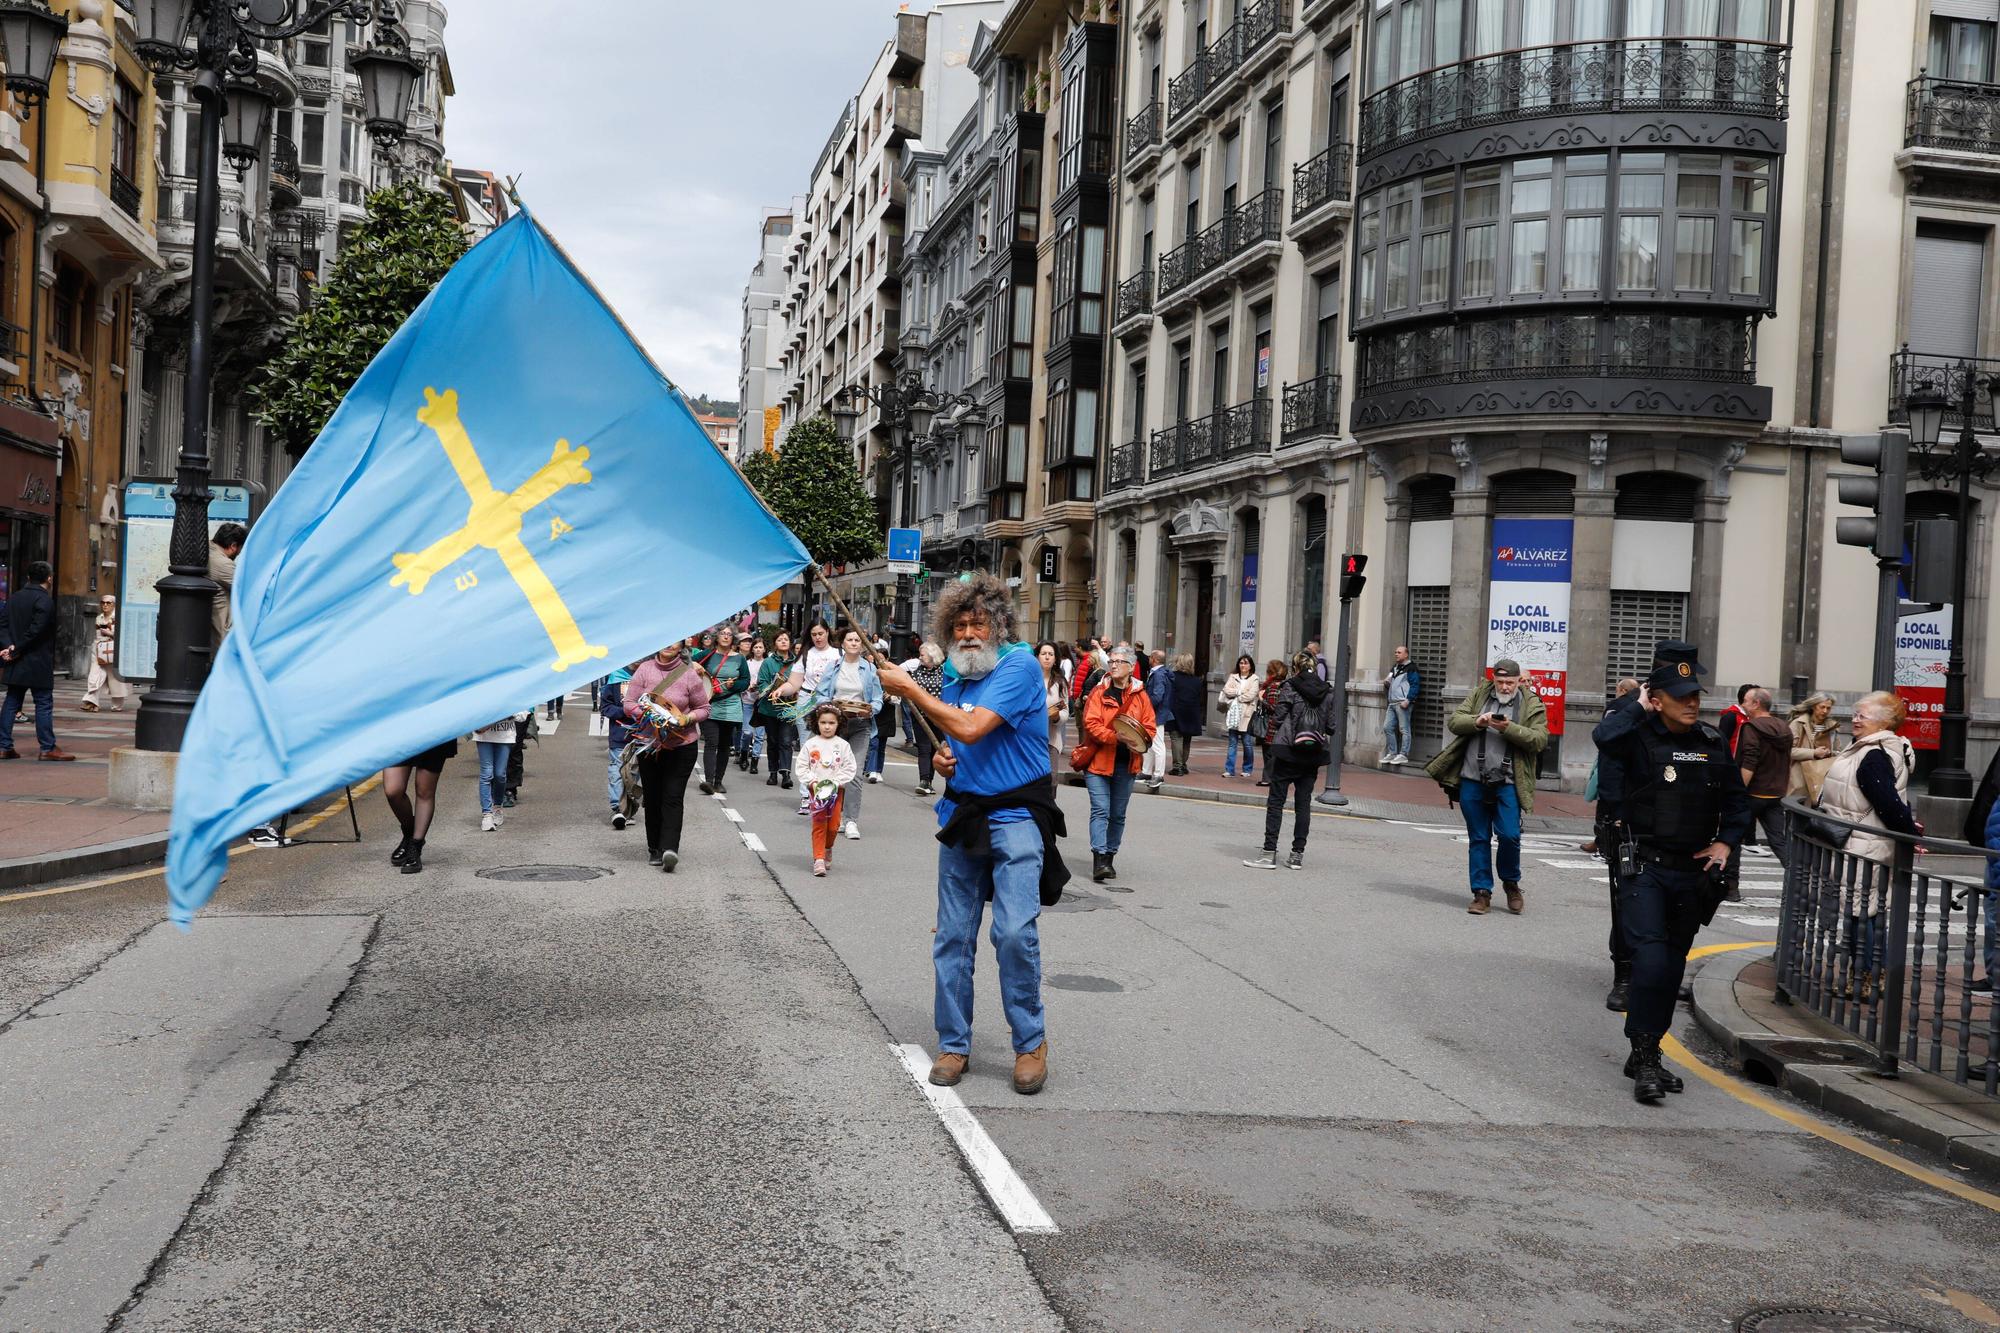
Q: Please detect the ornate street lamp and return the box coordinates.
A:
[0,0,68,113]
[132,1,417,755]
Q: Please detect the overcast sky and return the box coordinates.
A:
[442,2,905,404]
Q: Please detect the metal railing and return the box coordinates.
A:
[1282,372,1341,441]
[1889,347,1999,432]
[1291,142,1351,220]
[1147,399,1272,479]
[1907,74,2000,156]
[1359,37,1790,157]
[1114,270,1152,326]
[1775,800,1997,1095]
[1107,438,1142,490]
[109,169,141,220]
[1166,0,1288,124]
[1158,189,1283,297]
[1125,101,1161,159]
[1356,310,1759,394]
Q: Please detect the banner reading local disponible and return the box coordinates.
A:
[1894,605,1950,750]
[1487,518,1573,735]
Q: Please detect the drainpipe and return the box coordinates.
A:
[1808,0,1842,429]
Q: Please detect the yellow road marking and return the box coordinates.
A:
[1659,939,2000,1215]
[0,775,383,907]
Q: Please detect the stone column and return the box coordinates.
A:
[1447,437,1488,692]
[1570,486,1616,714]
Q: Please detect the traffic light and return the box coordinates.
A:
[1908,517,1957,605]
[1339,553,1368,601]
[1834,432,1909,560]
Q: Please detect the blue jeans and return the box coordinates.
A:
[1384,703,1412,758]
[1,685,55,754]
[1223,731,1256,775]
[606,741,623,811]
[934,819,1046,1056]
[1458,777,1522,893]
[1084,767,1136,854]
[866,727,885,775]
[476,741,510,813]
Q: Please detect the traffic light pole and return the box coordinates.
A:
[1315,594,1354,807]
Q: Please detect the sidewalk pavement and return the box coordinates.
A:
[0,677,168,891]
[1690,947,2000,1182]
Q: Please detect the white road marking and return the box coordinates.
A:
[892,1043,1058,1236]
[722,808,744,824]
[711,793,727,802]
[742,832,766,853]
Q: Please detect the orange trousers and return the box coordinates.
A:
[811,793,844,861]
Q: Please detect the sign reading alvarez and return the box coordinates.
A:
[1486,518,1572,735]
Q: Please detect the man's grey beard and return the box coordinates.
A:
[949,638,1000,679]
[1493,687,1519,703]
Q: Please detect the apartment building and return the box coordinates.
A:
[739,210,793,463]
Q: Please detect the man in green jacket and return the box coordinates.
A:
[1423,658,1550,915]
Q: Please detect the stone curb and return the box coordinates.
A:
[1686,947,2000,1184]
[0,832,170,894]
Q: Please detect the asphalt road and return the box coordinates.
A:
[4,707,1998,1332]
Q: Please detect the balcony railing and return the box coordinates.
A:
[1906,75,2000,156]
[1114,270,1152,326]
[1167,0,1288,124]
[1291,142,1351,220]
[109,169,141,221]
[1282,373,1341,441]
[1359,37,1790,158]
[1159,190,1283,297]
[1147,399,1273,480]
[1125,101,1161,159]
[1889,347,1999,432]
[1358,310,1758,395]
[1107,438,1143,491]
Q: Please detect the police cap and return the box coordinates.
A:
[1646,642,1707,698]
[1651,639,1708,676]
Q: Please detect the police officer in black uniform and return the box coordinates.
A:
[1591,642,1750,1103]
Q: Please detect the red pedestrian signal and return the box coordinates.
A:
[1339,553,1368,601]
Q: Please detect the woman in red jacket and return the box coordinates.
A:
[1077,643,1157,884]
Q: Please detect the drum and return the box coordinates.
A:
[1112,714,1148,751]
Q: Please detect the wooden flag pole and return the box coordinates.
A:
[809,563,946,750]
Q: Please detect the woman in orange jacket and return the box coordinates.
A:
[1077,643,1157,884]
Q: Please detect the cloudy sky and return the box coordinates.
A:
[443,2,906,404]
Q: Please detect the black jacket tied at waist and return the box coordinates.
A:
[936,776,1072,907]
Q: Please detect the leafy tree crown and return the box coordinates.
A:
[741,414,881,569]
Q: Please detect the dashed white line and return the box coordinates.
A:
[722,808,744,824]
[892,1042,1058,1236]
[741,831,766,853]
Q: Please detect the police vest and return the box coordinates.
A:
[1623,720,1730,853]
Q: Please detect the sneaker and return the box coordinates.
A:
[1971,976,1995,994]
[612,812,626,830]
[1286,851,1304,871]
[913,783,934,797]
[248,825,283,847]
[1243,851,1279,869]
[813,858,827,877]
[698,779,714,795]
[648,849,663,866]
[492,810,505,828]
[866,772,882,784]
[480,811,496,832]
[80,700,99,712]
[713,781,727,795]
[843,820,860,840]
[660,849,679,873]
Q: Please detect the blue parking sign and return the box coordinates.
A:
[886,527,922,565]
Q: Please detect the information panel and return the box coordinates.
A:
[118,481,251,681]
[1486,518,1573,735]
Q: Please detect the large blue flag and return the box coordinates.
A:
[166,209,810,924]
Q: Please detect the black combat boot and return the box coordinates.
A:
[1605,960,1632,1012]
[1091,853,1111,882]
[1627,1036,1678,1102]
[399,839,425,875]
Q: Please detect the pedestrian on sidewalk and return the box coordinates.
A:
[1590,674,1643,1010]
[0,562,72,761]
[1244,651,1336,870]
[1221,654,1260,779]
[1816,691,1920,998]
[601,662,634,827]
[909,641,946,796]
[545,693,564,721]
[1423,658,1548,915]
[208,524,246,647]
[1382,645,1420,765]
[625,642,712,873]
[1786,693,1839,802]
[1142,649,1174,790]
[798,703,858,877]
[757,629,800,789]
[382,738,455,874]
[811,628,882,840]
[876,574,1065,1097]
[81,594,129,712]
[1078,643,1155,882]
[473,712,526,831]
[1717,682,1757,756]
[1256,658,1286,785]
[1039,642,1069,771]
[698,625,750,796]
[1305,638,1329,682]
[789,622,841,751]
[504,708,534,807]
[1166,654,1203,775]
[735,636,769,772]
[1591,649,1749,1103]
[1731,687,1795,891]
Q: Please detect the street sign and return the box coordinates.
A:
[886,527,922,564]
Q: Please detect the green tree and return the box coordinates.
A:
[250,179,470,456]
[742,414,881,569]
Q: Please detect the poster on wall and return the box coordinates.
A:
[1486,518,1573,735]
[1894,605,1950,750]
[118,481,252,681]
[1239,553,1258,656]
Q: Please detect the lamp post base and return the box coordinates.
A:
[1927,766,1974,801]
[134,568,219,753]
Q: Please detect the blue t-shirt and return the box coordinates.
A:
[935,646,1050,827]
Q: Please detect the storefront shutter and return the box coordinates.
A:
[1606,590,1688,695]
[1405,585,1450,761]
[1910,225,1986,360]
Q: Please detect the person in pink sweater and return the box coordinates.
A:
[623,643,712,872]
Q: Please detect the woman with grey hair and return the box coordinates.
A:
[1787,692,1839,801]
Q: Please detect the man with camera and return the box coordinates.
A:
[1422,658,1549,915]
[1590,643,1750,1104]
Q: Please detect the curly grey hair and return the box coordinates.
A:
[930,572,1019,645]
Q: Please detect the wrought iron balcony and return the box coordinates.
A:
[1906,75,2000,157]
[1113,271,1152,326]
[1282,373,1341,442]
[1889,347,2000,431]
[1358,37,1790,159]
[270,134,301,210]
[1167,0,1287,125]
[110,169,141,221]
[1158,190,1283,297]
[1147,399,1273,479]
[1125,101,1160,160]
[1291,142,1351,220]
[1107,438,1143,491]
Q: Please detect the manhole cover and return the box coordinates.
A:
[1737,1308,1941,1332]
[1045,890,1107,913]
[474,865,607,883]
[1047,973,1124,993]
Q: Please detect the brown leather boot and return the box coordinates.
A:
[928,1051,967,1087]
[1504,881,1524,914]
[1012,1040,1049,1095]
[1467,892,1492,915]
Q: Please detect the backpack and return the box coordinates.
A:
[1275,684,1335,754]
[1068,667,1103,719]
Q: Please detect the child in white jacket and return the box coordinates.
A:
[797,703,857,877]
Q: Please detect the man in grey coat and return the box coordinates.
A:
[0,561,74,760]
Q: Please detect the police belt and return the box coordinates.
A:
[1630,842,1710,869]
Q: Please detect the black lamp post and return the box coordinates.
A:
[0,0,69,410]
[828,374,986,659]
[1903,373,1996,800]
[130,0,418,754]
